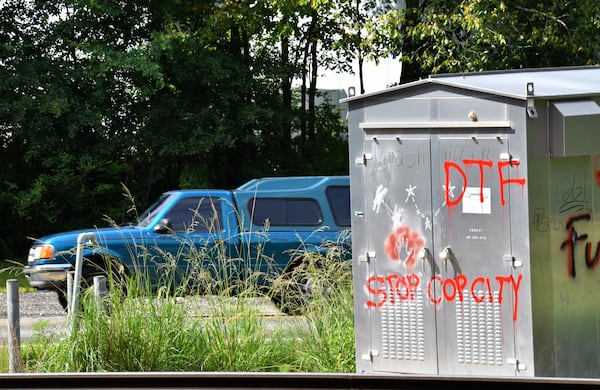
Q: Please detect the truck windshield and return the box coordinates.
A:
[137,193,176,227]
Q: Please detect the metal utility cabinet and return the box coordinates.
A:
[344,66,600,378]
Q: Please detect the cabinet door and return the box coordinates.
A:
[363,136,439,374]
[436,136,518,376]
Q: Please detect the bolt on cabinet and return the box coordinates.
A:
[344,66,600,378]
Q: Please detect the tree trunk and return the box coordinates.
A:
[281,36,292,155]
[308,38,317,144]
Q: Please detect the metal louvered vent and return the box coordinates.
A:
[456,290,503,365]
[381,288,425,361]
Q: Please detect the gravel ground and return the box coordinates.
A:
[0,291,287,344]
[0,290,283,320]
[0,291,66,319]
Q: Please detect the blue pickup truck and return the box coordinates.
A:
[23,176,351,314]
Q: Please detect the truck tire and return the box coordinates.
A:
[270,275,311,316]
[269,258,326,316]
[57,289,69,311]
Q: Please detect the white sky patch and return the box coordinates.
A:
[316,56,402,95]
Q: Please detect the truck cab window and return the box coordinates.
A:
[326,186,351,227]
[164,197,223,233]
[250,198,322,226]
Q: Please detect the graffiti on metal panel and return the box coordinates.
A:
[384,226,425,268]
[532,208,551,232]
[372,182,430,270]
[594,155,600,188]
[441,145,492,162]
[365,272,523,321]
[561,212,600,278]
[443,159,526,210]
[365,158,527,322]
[553,173,588,214]
[533,173,589,232]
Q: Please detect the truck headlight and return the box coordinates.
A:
[29,244,55,261]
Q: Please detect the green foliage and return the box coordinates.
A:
[0,0,164,260]
[378,0,600,82]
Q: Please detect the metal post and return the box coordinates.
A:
[67,271,74,313]
[93,275,108,312]
[70,232,96,334]
[6,279,22,373]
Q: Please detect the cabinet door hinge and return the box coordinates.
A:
[355,153,373,166]
[507,358,527,371]
[503,255,523,268]
[359,251,376,263]
[361,350,379,361]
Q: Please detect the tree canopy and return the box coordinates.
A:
[0,0,598,261]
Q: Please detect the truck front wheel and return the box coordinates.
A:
[57,289,69,311]
[270,275,312,316]
[269,258,329,316]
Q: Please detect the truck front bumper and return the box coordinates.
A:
[23,264,72,290]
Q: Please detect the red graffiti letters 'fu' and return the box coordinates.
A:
[561,212,600,278]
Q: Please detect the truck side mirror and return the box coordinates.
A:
[153,218,172,234]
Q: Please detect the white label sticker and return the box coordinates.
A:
[462,187,491,214]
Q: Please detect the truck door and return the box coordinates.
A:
[149,195,240,288]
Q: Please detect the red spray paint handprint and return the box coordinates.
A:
[384,226,425,268]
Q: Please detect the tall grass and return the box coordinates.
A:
[18,240,355,373]
[282,251,355,372]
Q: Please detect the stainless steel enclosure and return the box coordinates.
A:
[344,66,600,378]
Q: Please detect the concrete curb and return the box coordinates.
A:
[0,317,67,344]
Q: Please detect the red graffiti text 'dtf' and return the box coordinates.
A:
[444,159,526,208]
[366,272,523,321]
[384,226,425,268]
